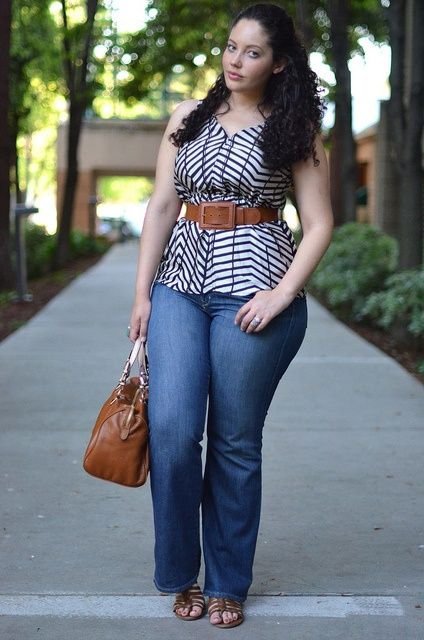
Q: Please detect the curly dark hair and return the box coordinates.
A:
[170,3,325,170]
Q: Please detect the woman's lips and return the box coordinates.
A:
[227,71,243,80]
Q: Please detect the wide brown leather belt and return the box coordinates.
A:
[185,201,278,230]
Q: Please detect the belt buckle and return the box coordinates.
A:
[199,202,236,230]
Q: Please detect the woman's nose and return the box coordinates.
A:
[230,52,242,67]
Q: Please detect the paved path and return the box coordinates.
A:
[1,242,423,639]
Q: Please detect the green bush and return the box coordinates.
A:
[361,269,424,342]
[309,222,398,319]
[21,223,109,280]
[24,222,56,279]
[69,230,109,259]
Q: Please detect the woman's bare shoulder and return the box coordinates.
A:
[168,99,200,128]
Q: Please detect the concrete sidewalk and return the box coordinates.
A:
[0,242,423,640]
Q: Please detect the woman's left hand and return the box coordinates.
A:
[234,289,294,334]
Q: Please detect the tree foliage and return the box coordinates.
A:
[10,1,61,136]
[1,0,61,291]
[0,0,114,286]
[9,0,61,202]
[117,0,387,107]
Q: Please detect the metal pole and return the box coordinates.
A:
[14,204,38,303]
[15,209,24,300]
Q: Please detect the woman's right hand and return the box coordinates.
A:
[128,296,151,343]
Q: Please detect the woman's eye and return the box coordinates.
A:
[248,50,259,58]
[227,43,236,52]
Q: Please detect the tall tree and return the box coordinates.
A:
[55,0,100,268]
[296,0,314,52]
[387,0,423,268]
[312,1,386,225]
[0,0,14,290]
[327,0,356,225]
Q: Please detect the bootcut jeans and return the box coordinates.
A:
[147,281,307,602]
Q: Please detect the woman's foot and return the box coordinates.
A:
[207,597,244,628]
[173,583,205,621]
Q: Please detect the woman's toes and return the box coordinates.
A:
[222,610,232,624]
[210,611,223,625]
[189,605,202,618]
[222,610,239,624]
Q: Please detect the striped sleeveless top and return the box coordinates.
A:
[155,114,305,298]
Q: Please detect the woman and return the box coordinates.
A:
[129,3,333,629]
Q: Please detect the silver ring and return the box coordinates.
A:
[251,316,261,326]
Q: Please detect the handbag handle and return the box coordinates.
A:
[129,336,145,367]
[137,340,149,390]
[117,337,148,390]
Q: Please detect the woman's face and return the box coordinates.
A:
[222,18,284,97]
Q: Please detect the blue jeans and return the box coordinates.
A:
[147,282,307,602]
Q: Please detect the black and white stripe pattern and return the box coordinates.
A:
[156,115,305,298]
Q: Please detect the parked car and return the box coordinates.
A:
[97,217,136,242]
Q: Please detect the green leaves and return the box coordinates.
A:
[10,0,61,134]
[362,269,424,338]
[115,0,388,109]
[309,222,398,318]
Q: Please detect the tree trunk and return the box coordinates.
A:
[388,0,405,167]
[375,100,399,237]
[328,0,357,226]
[376,1,404,240]
[55,100,84,267]
[398,0,424,268]
[0,0,14,291]
[296,0,314,53]
[55,0,98,268]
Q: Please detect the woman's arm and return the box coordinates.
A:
[273,134,334,300]
[235,134,334,332]
[128,99,198,342]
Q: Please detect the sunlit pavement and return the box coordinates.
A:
[1,241,423,640]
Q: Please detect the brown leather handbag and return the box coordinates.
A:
[83,338,149,487]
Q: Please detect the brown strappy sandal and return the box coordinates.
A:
[207,597,244,629]
[173,583,206,621]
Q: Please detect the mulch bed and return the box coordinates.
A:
[1,261,422,385]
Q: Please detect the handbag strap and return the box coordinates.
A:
[117,337,148,389]
[137,340,149,390]
[129,336,143,367]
